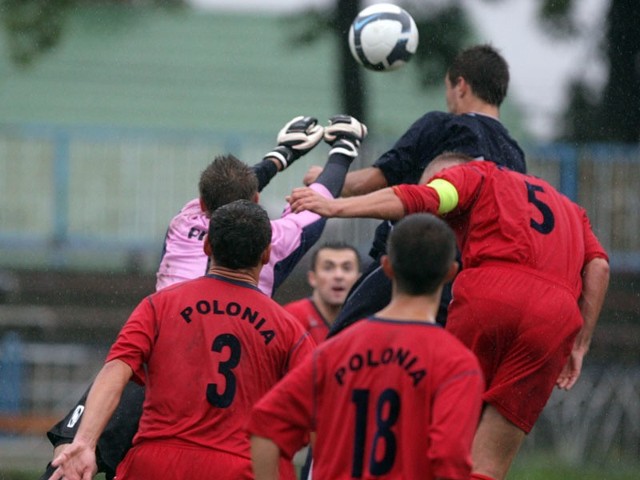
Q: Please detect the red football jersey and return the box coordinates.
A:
[283,297,328,345]
[393,161,608,297]
[107,274,315,461]
[248,318,483,480]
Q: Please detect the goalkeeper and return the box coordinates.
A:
[40,114,368,480]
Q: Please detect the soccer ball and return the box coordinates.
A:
[348,3,419,72]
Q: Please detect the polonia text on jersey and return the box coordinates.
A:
[179,299,276,344]
[334,347,426,387]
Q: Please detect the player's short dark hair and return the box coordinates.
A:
[447,44,509,106]
[309,242,361,272]
[199,154,259,215]
[208,199,272,270]
[387,213,456,295]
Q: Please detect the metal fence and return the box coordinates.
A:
[523,365,640,464]
[1,123,639,272]
[0,332,638,464]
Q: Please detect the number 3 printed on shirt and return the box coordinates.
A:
[207,333,241,408]
[526,181,555,234]
[351,388,400,477]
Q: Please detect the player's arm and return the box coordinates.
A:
[265,116,367,294]
[248,357,315,465]
[557,256,610,390]
[430,359,484,480]
[251,436,281,480]
[252,116,324,191]
[341,166,389,196]
[288,185,406,220]
[50,360,133,480]
[303,164,388,197]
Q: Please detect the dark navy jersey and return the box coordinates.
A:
[328,112,527,339]
[369,112,526,260]
[375,111,526,187]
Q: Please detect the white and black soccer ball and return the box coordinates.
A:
[348,3,419,72]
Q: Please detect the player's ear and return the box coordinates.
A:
[260,243,271,266]
[307,269,317,289]
[199,197,207,213]
[457,77,470,98]
[252,192,260,204]
[380,255,394,280]
[203,234,212,257]
[445,261,459,283]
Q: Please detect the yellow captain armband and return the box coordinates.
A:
[427,178,459,214]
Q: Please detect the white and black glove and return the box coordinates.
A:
[264,116,324,170]
[324,114,368,158]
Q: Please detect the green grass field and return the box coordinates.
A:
[508,453,640,480]
[3,458,639,480]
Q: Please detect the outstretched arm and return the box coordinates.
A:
[50,360,133,480]
[556,256,610,390]
[341,167,389,196]
[265,115,368,295]
[313,115,368,197]
[287,186,406,221]
[253,116,325,191]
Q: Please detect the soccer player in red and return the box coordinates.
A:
[50,200,316,480]
[283,242,361,345]
[303,44,527,337]
[41,114,367,480]
[287,152,610,480]
[249,213,484,480]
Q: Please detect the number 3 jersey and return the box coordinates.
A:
[106,273,315,458]
[248,318,484,480]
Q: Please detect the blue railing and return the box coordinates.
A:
[1,123,639,271]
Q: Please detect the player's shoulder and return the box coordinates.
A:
[283,297,312,312]
[167,198,207,226]
[177,198,204,215]
[414,110,454,126]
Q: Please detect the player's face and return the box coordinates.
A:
[309,249,360,308]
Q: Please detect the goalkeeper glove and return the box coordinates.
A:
[264,116,324,169]
[324,114,368,158]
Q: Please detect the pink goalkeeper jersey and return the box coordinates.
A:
[156,183,332,295]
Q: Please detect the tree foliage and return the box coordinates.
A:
[2,0,636,143]
[522,0,639,143]
[561,0,640,143]
[0,0,185,67]
[286,0,472,126]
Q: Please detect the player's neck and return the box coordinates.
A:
[312,294,341,325]
[459,99,500,120]
[208,266,259,286]
[375,293,438,324]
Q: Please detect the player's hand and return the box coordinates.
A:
[287,187,336,217]
[50,441,97,480]
[303,165,323,186]
[556,347,586,390]
[264,116,324,170]
[324,114,368,158]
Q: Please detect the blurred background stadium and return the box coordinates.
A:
[0,0,638,477]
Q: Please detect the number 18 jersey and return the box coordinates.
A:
[248,318,483,480]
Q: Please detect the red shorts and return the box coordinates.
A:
[115,440,297,479]
[446,265,582,433]
[115,441,253,480]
